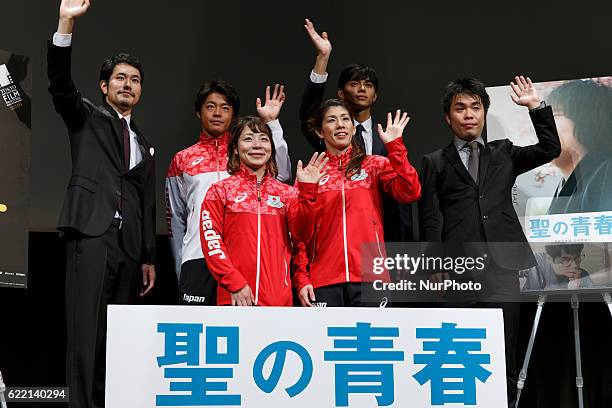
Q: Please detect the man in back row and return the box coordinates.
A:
[299,18,412,242]
[165,81,290,305]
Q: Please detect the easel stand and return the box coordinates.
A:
[516,292,612,408]
[0,369,7,408]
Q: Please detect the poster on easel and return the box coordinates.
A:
[0,49,31,289]
[487,77,612,294]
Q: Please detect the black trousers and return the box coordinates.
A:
[178,259,217,305]
[441,264,521,408]
[65,222,140,408]
[313,282,389,307]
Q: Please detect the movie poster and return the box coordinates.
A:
[0,50,31,288]
[487,77,612,292]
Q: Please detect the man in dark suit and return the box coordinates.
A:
[299,18,412,242]
[47,1,156,406]
[418,76,560,407]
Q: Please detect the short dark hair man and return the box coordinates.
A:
[419,76,560,407]
[47,0,156,406]
[166,80,290,305]
[299,18,412,242]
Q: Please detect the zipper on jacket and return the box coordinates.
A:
[215,139,220,181]
[255,180,262,305]
[284,258,289,286]
[374,230,384,258]
[340,158,350,282]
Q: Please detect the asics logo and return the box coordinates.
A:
[234,192,248,203]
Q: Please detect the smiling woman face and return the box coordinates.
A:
[316,105,355,155]
[235,125,272,173]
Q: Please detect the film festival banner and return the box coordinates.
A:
[0,50,31,288]
[486,77,612,293]
[106,306,507,407]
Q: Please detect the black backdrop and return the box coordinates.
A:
[1,1,612,407]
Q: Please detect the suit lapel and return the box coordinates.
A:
[442,142,477,188]
[371,118,384,156]
[100,103,125,150]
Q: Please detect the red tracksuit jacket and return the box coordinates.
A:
[200,168,317,305]
[293,138,421,291]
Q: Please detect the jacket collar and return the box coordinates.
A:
[199,131,230,144]
[326,147,353,169]
[235,166,272,185]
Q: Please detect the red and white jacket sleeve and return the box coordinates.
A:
[286,181,318,242]
[165,154,187,276]
[378,138,422,203]
[200,184,248,293]
[291,241,312,292]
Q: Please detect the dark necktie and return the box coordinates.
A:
[467,141,479,182]
[354,124,366,153]
[121,118,131,170]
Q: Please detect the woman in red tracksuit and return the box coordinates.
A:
[293,99,421,307]
[200,115,327,306]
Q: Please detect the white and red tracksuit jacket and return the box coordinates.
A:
[292,138,421,292]
[165,120,290,277]
[200,168,317,306]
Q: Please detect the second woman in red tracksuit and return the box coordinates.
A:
[200,115,327,306]
[294,99,421,307]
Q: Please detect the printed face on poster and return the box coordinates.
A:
[486,77,612,292]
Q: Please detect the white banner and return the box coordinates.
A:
[107,306,507,407]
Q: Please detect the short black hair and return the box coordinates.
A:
[99,53,144,84]
[548,80,612,152]
[442,77,490,114]
[194,79,240,115]
[337,64,379,92]
[545,243,584,259]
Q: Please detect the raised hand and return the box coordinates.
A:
[58,0,91,33]
[510,75,541,110]
[60,0,90,19]
[296,152,328,184]
[377,110,410,144]
[256,84,285,123]
[304,18,332,58]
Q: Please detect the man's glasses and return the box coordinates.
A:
[553,253,585,266]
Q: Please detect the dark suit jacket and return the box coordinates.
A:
[299,78,413,241]
[548,152,612,214]
[47,42,156,263]
[419,106,560,270]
